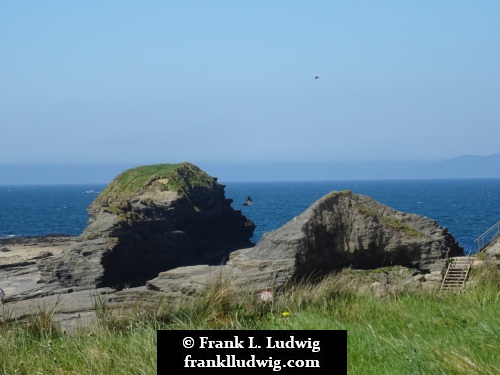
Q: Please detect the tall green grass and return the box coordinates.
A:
[0,265,498,374]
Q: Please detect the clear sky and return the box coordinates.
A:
[1,1,499,182]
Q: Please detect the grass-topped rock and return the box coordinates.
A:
[40,162,256,290]
[90,163,216,216]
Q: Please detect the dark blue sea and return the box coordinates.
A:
[1,179,499,255]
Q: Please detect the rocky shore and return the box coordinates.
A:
[0,235,74,267]
[0,162,480,331]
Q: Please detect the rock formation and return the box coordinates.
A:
[39,162,255,290]
[147,190,463,294]
[0,165,468,330]
[484,235,500,263]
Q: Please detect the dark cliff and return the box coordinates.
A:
[40,162,255,289]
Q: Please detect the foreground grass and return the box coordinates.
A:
[0,265,498,374]
[0,317,157,374]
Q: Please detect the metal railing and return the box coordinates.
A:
[473,221,500,253]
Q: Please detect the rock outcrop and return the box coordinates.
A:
[484,235,500,263]
[1,166,467,331]
[39,163,255,290]
[147,190,463,294]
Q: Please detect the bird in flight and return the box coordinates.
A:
[243,196,253,206]
[314,76,320,79]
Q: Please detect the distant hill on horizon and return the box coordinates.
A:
[437,153,500,177]
[206,153,500,182]
[1,153,499,184]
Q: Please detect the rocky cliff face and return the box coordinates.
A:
[39,163,255,290]
[148,190,464,293]
[248,190,462,275]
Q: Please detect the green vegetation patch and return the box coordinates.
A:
[474,251,486,260]
[356,201,426,238]
[356,204,426,238]
[92,162,216,212]
[382,217,426,238]
[338,190,353,197]
[355,265,407,275]
[356,204,377,218]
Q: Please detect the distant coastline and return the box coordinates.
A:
[1,154,499,184]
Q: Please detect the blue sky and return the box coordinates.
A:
[1,1,499,182]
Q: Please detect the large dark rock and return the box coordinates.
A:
[148,190,464,293]
[247,190,463,275]
[39,163,255,290]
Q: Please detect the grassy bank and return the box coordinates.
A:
[0,265,498,374]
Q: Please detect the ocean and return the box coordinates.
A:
[1,179,500,254]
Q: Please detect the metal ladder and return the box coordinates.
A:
[439,257,471,294]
